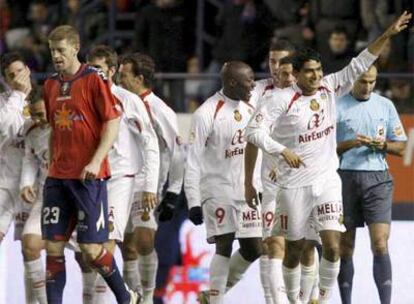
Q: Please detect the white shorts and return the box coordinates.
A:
[107,176,135,241]
[0,188,16,236]
[203,199,262,244]
[272,174,345,241]
[126,191,158,233]
[261,190,277,239]
[22,198,42,237]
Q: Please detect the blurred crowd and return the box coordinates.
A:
[0,0,413,112]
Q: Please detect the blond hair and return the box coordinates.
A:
[48,25,80,46]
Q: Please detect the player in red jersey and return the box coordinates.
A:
[42,25,140,304]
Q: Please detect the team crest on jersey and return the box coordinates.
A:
[23,105,31,118]
[189,131,195,143]
[234,110,242,122]
[310,99,320,111]
[393,125,403,136]
[320,93,327,100]
[255,113,263,123]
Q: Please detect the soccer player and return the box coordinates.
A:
[42,25,140,304]
[118,53,185,304]
[19,98,50,304]
[245,11,411,304]
[185,61,263,304]
[83,45,160,303]
[336,64,407,304]
[0,52,32,245]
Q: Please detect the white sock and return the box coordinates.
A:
[226,250,251,291]
[260,256,274,304]
[299,263,316,303]
[210,254,230,304]
[25,258,47,304]
[268,258,285,304]
[310,252,320,301]
[24,268,37,304]
[93,275,111,304]
[283,264,301,303]
[138,250,158,303]
[82,271,98,304]
[318,257,340,304]
[123,259,142,293]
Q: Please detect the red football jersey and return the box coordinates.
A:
[44,64,120,179]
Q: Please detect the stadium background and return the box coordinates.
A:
[0,0,413,303]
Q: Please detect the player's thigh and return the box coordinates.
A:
[202,200,238,244]
[272,186,313,241]
[339,170,364,229]
[42,178,77,242]
[14,189,33,241]
[66,179,110,244]
[361,171,393,226]
[312,174,346,234]
[107,176,135,242]
[129,191,158,232]
[22,198,43,237]
[0,188,15,235]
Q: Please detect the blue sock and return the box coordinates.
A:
[46,256,66,304]
[92,248,131,304]
[338,257,354,304]
[373,254,392,304]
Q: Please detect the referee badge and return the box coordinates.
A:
[234,110,242,122]
[310,99,320,111]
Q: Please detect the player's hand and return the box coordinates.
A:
[356,134,372,146]
[189,206,203,225]
[81,161,101,180]
[156,191,178,222]
[369,139,387,151]
[142,191,157,211]
[268,168,278,183]
[21,186,36,204]
[10,66,32,95]
[245,182,258,210]
[281,148,306,168]
[384,11,412,38]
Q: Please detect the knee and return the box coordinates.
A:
[284,240,305,266]
[79,243,103,262]
[371,238,388,256]
[135,229,155,255]
[22,239,43,261]
[74,252,93,273]
[46,241,65,256]
[300,244,316,266]
[122,236,138,261]
[267,237,285,259]
[323,242,340,262]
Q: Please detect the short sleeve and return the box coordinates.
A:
[386,101,407,141]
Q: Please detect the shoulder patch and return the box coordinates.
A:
[89,66,108,81]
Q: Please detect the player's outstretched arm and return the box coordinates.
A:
[368,11,412,56]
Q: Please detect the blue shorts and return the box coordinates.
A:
[42,177,109,243]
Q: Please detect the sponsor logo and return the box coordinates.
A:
[310,99,320,111]
[231,129,245,145]
[60,82,71,96]
[234,109,242,122]
[307,109,325,130]
[225,147,244,159]
[298,125,334,143]
[394,125,403,136]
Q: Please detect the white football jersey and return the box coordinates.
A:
[246,49,377,188]
[185,90,257,209]
[20,125,50,190]
[0,90,29,189]
[136,90,184,197]
[110,85,159,193]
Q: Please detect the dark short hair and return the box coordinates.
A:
[279,56,294,66]
[291,48,321,71]
[87,45,118,68]
[0,52,25,77]
[269,39,295,54]
[120,53,155,88]
[330,25,349,37]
